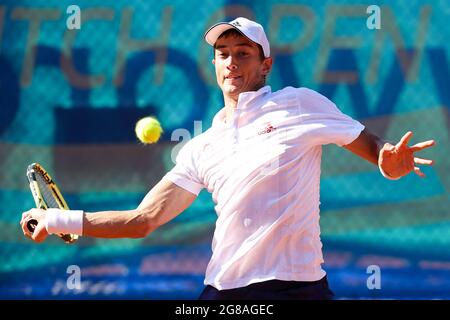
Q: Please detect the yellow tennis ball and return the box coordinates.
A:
[135,117,163,144]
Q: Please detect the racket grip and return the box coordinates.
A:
[27,219,38,232]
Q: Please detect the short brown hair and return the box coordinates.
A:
[213,29,265,61]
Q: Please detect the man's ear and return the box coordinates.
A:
[212,59,215,65]
[261,57,273,75]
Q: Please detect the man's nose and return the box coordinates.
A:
[226,56,238,70]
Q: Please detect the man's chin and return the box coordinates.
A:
[223,85,242,96]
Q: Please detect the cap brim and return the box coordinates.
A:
[204,23,238,46]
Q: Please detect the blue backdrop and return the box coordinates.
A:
[0,0,448,299]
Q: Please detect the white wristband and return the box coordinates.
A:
[378,165,400,180]
[45,209,84,235]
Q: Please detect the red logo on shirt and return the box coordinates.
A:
[258,123,277,135]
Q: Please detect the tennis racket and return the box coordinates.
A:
[26,163,78,244]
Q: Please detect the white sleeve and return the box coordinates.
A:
[298,87,365,146]
[164,139,204,196]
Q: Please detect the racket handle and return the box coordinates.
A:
[27,219,38,232]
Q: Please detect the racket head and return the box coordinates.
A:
[26,163,78,244]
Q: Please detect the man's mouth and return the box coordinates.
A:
[225,75,241,80]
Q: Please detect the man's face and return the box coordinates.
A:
[213,33,272,99]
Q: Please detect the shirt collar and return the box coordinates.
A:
[236,85,271,110]
[212,86,272,128]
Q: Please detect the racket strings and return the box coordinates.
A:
[35,173,60,208]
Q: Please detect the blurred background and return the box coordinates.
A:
[0,0,448,299]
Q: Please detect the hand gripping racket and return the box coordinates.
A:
[26,163,79,244]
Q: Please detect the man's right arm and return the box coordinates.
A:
[82,178,197,238]
[22,178,197,242]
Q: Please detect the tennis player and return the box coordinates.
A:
[21,17,435,300]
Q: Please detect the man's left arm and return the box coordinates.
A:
[343,128,435,179]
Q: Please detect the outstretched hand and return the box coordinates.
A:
[378,131,435,179]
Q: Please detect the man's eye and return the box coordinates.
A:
[239,51,249,56]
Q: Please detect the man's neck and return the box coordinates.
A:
[223,95,238,123]
[222,84,266,123]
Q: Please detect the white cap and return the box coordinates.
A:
[204,17,270,57]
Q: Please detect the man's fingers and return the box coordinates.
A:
[410,140,435,152]
[31,222,47,243]
[414,167,425,178]
[414,157,434,165]
[20,219,27,231]
[396,131,413,149]
[21,211,30,224]
[20,210,39,239]
[21,219,33,238]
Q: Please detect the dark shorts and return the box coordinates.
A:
[198,276,334,300]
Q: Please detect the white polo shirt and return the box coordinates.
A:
[165,86,365,290]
